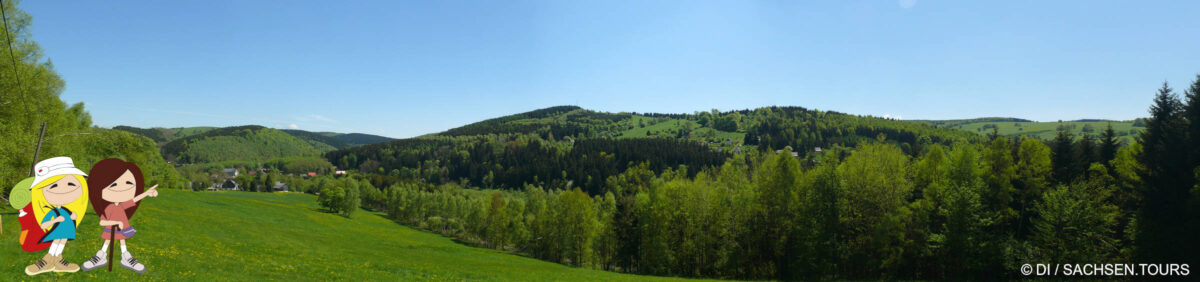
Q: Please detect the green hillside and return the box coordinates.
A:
[435,105,630,138]
[334,133,394,147]
[160,126,327,164]
[117,126,392,152]
[282,129,352,149]
[617,115,745,152]
[0,190,682,281]
[915,118,1144,144]
[112,126,217,144]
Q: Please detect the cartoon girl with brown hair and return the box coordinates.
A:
[81,158,158,273]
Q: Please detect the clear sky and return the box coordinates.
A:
[21,0,1200,138]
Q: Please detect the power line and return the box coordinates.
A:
[1,0,25,105]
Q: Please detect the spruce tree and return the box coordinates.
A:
[1051,125,1078,184]
[1099,123,1120,170]
[1181,75,1200,266]
[1135,82,1190,263]
[1077,133,1097,175]
[1185,75,1200,166]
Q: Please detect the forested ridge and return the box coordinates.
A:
[144,125,393,164]
[327,105,984,194]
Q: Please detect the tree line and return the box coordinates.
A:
[742,106,984,155]
[325,136,728,195]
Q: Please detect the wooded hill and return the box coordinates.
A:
[113,125,392,164]
[326,105,984,194]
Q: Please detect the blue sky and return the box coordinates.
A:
[22,0,1200,138]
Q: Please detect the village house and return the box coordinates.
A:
[272,181,289,192]
[207,179,240,191]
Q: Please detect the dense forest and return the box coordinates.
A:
[740,106,984,154]
[333,133,394,147]
[327,105,984,196]
[325,136,727,195]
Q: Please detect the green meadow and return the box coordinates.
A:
[0,190,689,281]
[922,119,1143,144]
[618,116,747,152]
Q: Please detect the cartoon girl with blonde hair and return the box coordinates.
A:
[22,157,89,275]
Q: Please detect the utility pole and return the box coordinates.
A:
[29,121,46,176]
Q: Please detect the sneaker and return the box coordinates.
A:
[24,253,54,276]
[81,251,108,271]
[120,252,146,274]
[54,255,80,273]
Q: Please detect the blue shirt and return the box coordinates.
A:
[40,207,76,242]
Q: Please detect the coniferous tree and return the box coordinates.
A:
[1181,75,1200,266]
[1185,75,1200,166]
[1051,126,1078,184]
[1099,123,1120,171]
[1135,82,1191,264]
[1077,132,1097,175]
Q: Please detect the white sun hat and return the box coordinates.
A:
[30,156,88,189]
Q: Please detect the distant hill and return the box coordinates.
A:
[909,117,1034,128]
[328,105,983,193]
[112,126,217,144]
[279,130,393,149]
[911,118,1145,144]
[334,133,394,147]
[281,129,351,149]
[436,105,606,137]
[116,126,393,163]
[158,125,327,164]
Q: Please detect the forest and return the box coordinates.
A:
[312,79,1200,280]
[326,104,985,196]
[325,136,728,195]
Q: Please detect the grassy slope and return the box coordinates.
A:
[169,127,219,140]
[618,116,747,152]
[0,190,687,281]
[936,120,1142,144]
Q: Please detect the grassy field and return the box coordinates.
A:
[923,119,1143,144]
[619,116,746,152]
[0,190,692,281]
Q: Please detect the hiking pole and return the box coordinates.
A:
[109,225,116,271]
